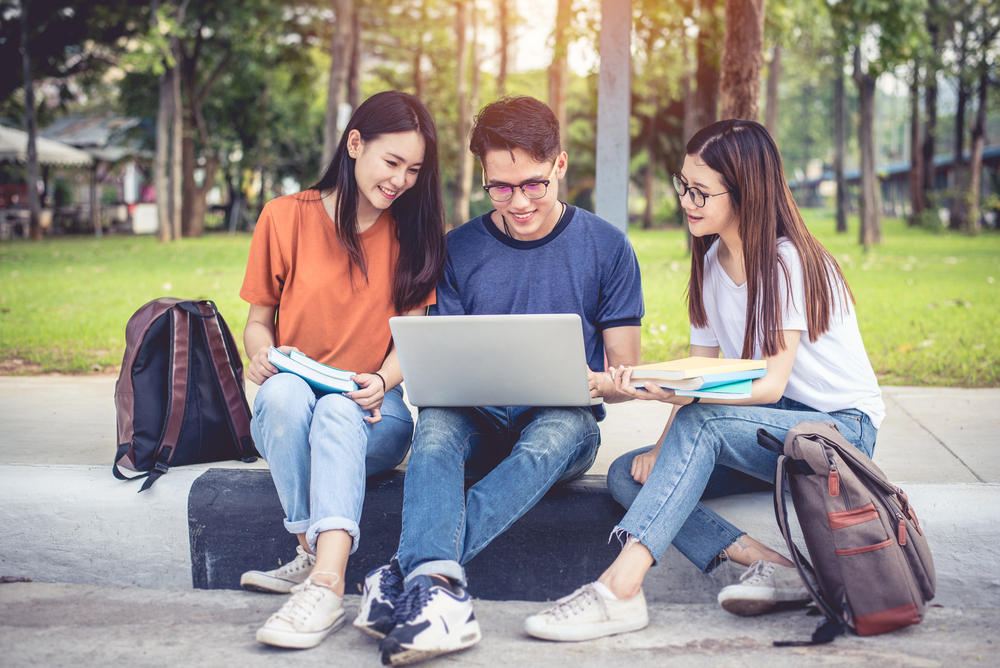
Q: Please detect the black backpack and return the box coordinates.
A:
[114,298,258,491]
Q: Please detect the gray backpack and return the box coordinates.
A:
[757,421,936,645]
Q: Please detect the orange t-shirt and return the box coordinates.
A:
[240,193,435,374]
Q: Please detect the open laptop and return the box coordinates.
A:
[389,314,600,407]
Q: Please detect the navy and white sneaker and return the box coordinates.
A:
[353,559,405,639]
[378,575,482,666]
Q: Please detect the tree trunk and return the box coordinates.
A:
[908,62,923,226]
[156,68,172,241]
[414,1,425,98]
[170,38,183,241]
[548,0,570,201]
[463,6,480,211]
[965,71,987,235]
[643,90,656,230]
[949,78,968,231]
[834,52,847,233]
[321,0,354,171]
[694,0,720,130]
[348,5,361,112]
[20,0,42,240]
[90,165,102,237]
[152,0,171,241]
[719,0,764,121]
[921,8,938,211]
[681,32,696,145]
[497,0,509,96]
[182,130,218,238]
[452,0,471,228]
[853,47,881,250]
[764,43,780,141]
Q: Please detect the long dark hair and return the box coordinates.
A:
[686,119,853,359]
[310,91,446,313]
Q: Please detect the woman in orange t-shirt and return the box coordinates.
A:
[238,91,446,649]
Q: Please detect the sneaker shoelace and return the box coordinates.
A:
[390,580,433,627]
[379,561,404,600]
[273,575,338,625]
[739,559,776,585]
[276,546,314,577]
[546,584,606,621]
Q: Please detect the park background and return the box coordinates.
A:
[1,0,998,388]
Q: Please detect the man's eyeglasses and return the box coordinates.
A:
[483,180,551,203]
[483,162,558,202]
[672,174,730,208]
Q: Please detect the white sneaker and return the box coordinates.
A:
[353,559,405,639]
[717,559,811,616]
[524,583,648,642]
[255,574,346,649]
[241,545,315,594]
[378,575,481,665]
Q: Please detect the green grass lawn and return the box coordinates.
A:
[2,211,998,386]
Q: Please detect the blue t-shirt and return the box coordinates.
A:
[433,205,645,376]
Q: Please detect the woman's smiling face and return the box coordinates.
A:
[679,153,738,240]
[349,130,425,218]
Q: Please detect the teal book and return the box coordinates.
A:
[673,378,752,399]
[268,347,359,394]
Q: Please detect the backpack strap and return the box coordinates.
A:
[137,306,192,492]
[771,454,848,646]
[184,301,256,461]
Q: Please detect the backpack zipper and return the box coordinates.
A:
[827,455,841,498]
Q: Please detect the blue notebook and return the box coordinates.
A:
[673,379,752,399]
[267,347,358,394]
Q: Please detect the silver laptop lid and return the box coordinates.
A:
[389,313,595,407]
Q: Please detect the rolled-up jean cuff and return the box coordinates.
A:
[306,518,361,554]
[284,518,311,535]
[405,560,466,587]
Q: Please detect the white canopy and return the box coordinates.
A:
[0,125,94,167]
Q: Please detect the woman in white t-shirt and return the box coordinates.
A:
[524,119,885,641]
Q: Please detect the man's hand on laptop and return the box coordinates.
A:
[588,365,637,404]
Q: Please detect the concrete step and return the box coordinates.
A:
[3,464,997,607]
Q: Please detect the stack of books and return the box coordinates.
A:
[267,347,359,394]
[628,357,767,399]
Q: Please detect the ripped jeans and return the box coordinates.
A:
[396,405,601,586]
[606,397,877,572]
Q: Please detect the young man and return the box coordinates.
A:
[356,96,644,666]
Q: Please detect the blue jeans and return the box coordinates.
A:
[397,405,601,586]
[607,397,877,572]
[250,373,413,553]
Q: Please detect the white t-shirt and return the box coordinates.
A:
[690,238,885,429]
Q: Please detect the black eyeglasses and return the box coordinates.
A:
[483,180,551,203]
[672,174,730,208]
[483,162,558,202]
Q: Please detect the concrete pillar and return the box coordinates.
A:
[595,0,632,233]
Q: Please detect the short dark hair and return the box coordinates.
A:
[469,96,561,164]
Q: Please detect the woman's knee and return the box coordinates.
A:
[254,373,314,417]
[607,447,649,508]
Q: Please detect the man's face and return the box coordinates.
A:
[482,147,568,241]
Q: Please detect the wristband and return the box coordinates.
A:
[372,372,387,393]
[690,396,700,404]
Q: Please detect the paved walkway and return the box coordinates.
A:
[1,376,998,667]
[1,376,997,482]
[2,583,998,667]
